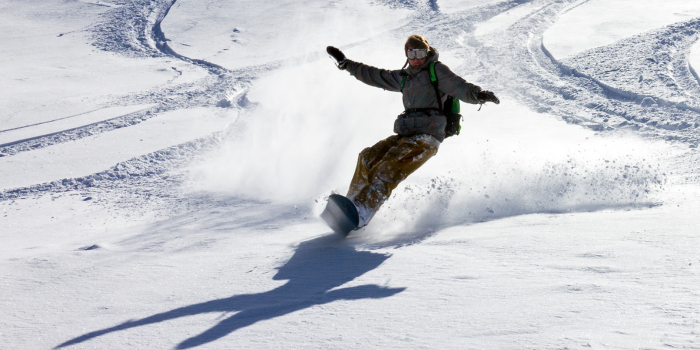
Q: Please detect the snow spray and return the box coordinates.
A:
[358,101,673,244]
[186,20,410,203]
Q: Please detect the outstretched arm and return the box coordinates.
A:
[434,63,499,105]
[327,46,403,92]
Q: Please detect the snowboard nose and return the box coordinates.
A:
[320,194,359,236]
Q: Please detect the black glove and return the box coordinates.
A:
[477,90,500,105]
[327,46,347,69]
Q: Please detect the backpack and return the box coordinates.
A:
[400,61,462,138]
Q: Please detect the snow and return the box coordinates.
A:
[0,0,188,129]
[0,107,232,191]
[474,2,544,40]
[433,0,502,14]
[0,104,155,146]
[2,0,700,349]
[162,0,413,70]
[690,40,700,79]
[543,0,700,59]
[0,108,233,193]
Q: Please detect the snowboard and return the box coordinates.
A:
[320,194,359,236]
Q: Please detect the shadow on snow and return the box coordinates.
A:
[56,234,404,349]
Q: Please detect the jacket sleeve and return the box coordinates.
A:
[344,60,403,92]
[435,63,482,104]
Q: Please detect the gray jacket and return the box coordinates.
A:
[344,47,482,109]
[344,48,481,141]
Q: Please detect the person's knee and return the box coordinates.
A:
[358,147,373,168]
[370,162,405,185]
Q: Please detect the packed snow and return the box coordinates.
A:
[1,0,699,349]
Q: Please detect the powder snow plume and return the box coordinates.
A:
[354,103,674,246]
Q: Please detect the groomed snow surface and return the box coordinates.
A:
[2,0,700,349]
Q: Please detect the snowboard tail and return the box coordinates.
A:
[321,194,359,236]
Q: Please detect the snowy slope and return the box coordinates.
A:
[2,0,700,349]
[543,0,700,60]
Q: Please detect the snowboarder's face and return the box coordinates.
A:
[409,57,426,69]
[406,47,427,68]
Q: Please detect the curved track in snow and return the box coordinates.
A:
[0,0,265,158]
[412,0,700,145]
[0,0,274,199]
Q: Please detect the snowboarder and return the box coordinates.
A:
[322,35,500,235]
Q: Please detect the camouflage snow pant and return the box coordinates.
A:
[346,133,440,226]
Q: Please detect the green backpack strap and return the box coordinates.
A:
[430,61,462,138]
[428,61,460,114]
[429,61,438,83]
[428,61,443,114]
[400,74,407,91]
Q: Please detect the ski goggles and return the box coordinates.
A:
[406,48,428,60]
